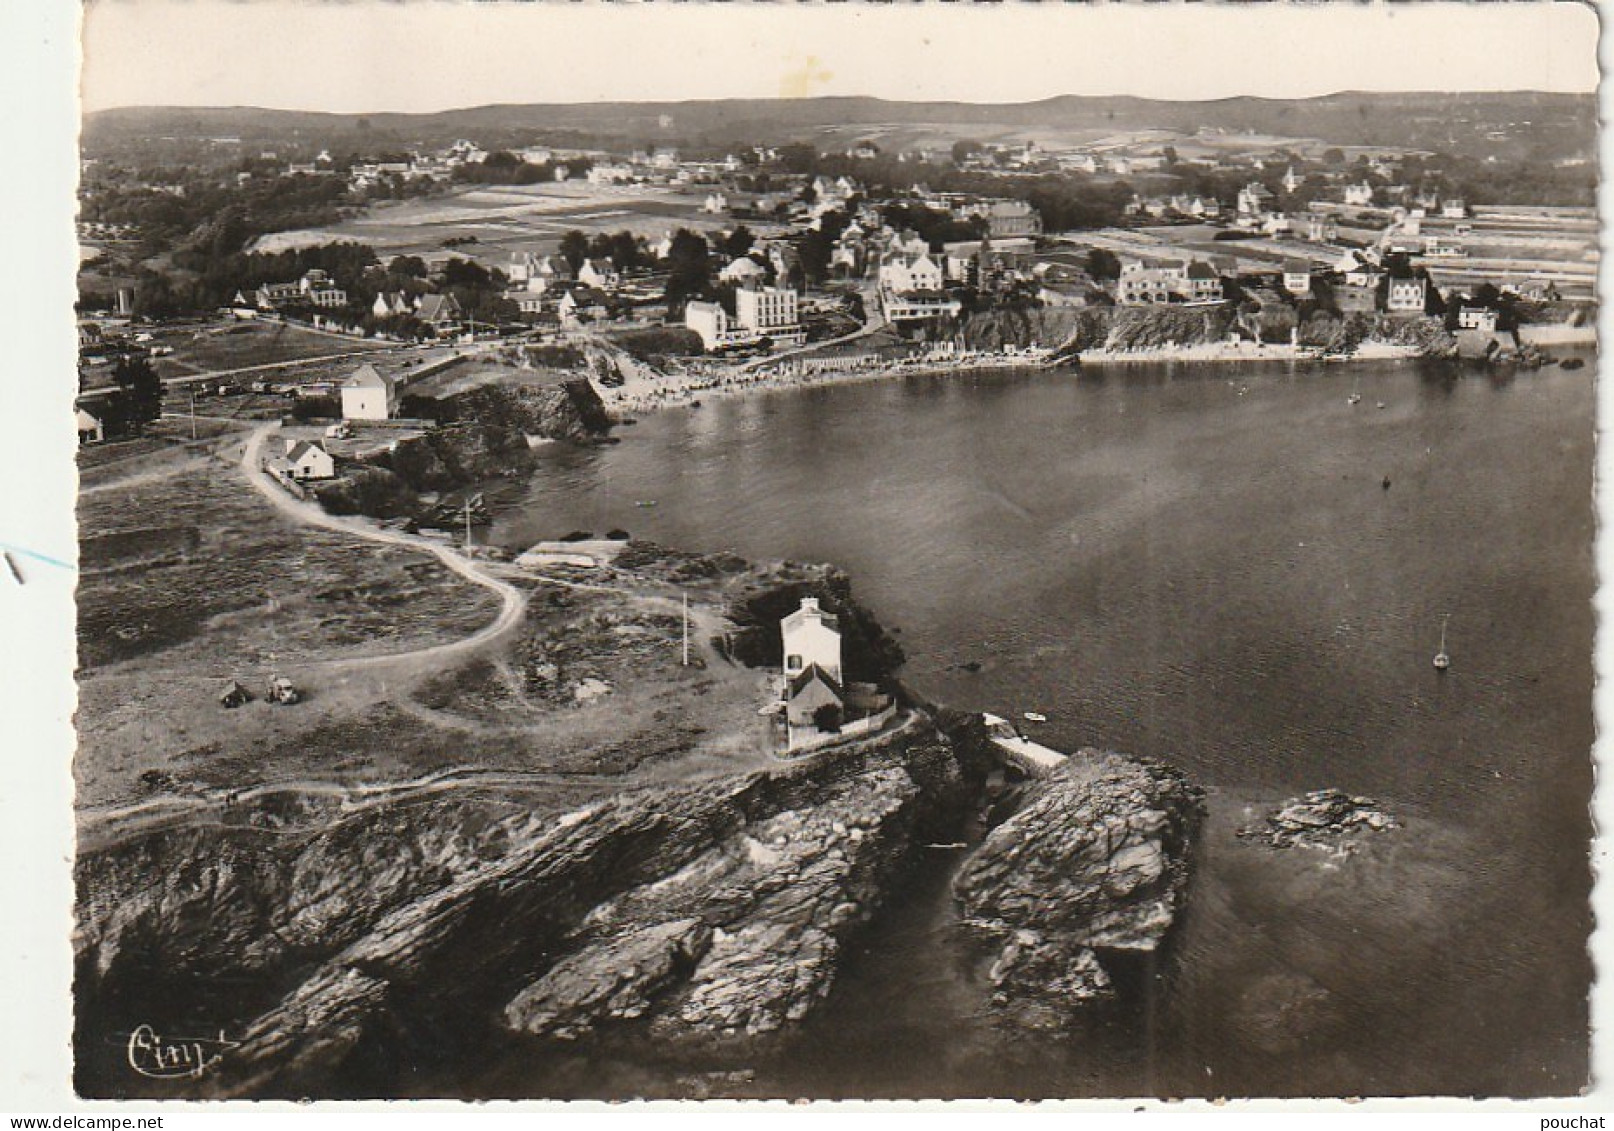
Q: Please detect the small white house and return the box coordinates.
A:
[282,439,335,480]
[341,363,398,421]
[1281,260,1313,296]
[1457,306,1499,332]
[76,406,105,445]
[1343,183,1374,207]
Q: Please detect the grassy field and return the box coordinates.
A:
[250,182,778,272]
[75,450,777,814]
[153,321,389,379]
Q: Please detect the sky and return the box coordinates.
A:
[79,1,1602,115]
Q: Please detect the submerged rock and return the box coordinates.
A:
[1236,788,1397,854]
[952,749,1202,1029]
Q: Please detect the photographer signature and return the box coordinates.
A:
[125,1023,239,1079]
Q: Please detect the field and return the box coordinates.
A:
[251,182,779,272]
[74,439,777,822]
[151,321,391,379]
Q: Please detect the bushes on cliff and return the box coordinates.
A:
[1348,314,1459,357]
[722,571,905,686]
[313,466,415,517]
[1105,305,1233,351]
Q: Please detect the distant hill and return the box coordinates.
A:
[83,92,1596,163]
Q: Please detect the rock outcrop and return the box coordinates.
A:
[75,724,970,1098]
[952,749,1202,1030]
[1235,788,1397,854]
[315,376,612,516]
[505,765,923,1046]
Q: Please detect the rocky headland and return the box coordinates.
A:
[954,750,1203,1030]
[73,544,1203,1099]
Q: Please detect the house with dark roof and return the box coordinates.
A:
[1282,259,1314,296]
[578,257,620,290]
[413,292,464,331]
[786,663,844,729]
[269,439,336,483]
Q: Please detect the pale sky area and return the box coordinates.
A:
[80,1,1601,114]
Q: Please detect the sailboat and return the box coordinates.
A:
[1432,615,1451,671]
[1348,375,1362,405]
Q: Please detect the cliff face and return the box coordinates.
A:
[961,306,1233,356]
[388,378,612,492]
[315,378,612,512]
[953,750,1203,1030]
[74,724,971,1098]
[75,711,1198,1096]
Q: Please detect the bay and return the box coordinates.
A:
[485,356,1594,1098]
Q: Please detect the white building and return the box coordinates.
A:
[1457,305,1499,331]
[340,363,398,421]
[372,292,411,318]
[734,284,805,346]
[76,406,105,444]
[1343,183,1375,207]
[684,301,757,351]
[578,258,620,290]
[782,597,842,684]
[719,256,767,285]
[878,253,944,294]
[1281,260,1314,296]
[1386,276,1429,314]
[282,439,336,480]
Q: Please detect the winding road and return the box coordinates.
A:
[241,422,529,668]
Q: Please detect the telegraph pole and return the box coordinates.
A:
[682,593,690,667]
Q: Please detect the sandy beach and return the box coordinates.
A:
[598,338,1424,416]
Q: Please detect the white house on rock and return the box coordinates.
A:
[782,596,845,731]
[782,596,842,684]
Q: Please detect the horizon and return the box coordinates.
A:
[85,86,1600,120]
[80,2,1599,116]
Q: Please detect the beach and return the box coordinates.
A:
[598,338,1424,415]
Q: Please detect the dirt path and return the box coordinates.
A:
[241,423,529,669]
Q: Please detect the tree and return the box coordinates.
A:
[559,230,590,273]
[724,224,755,258]
[608,231,646,270]
[951,139,983,165]
[663,229,713,313]
[1085,247,1122,281]
[811,703,843,734]
[111,355,163,435]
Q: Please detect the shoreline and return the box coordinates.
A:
[599,339,1425,416]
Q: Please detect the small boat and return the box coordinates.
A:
[634,500,658,508]
[1433,614,1451,671]
[1023,711,1048,723]
[1376,401,1387,410]
[1561,357,1585,371]
[1347,393,1362,405]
